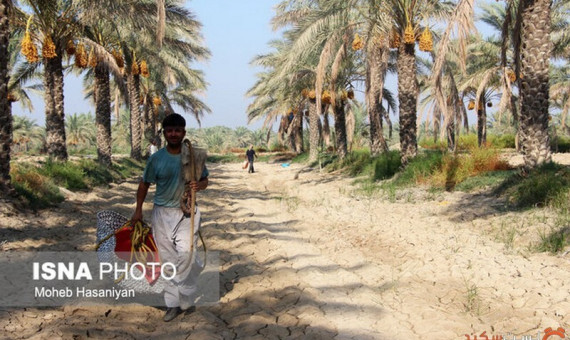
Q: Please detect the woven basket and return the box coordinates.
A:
[96,210,166,294]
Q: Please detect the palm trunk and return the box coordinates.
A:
[308,99,319,161]
[447,69,461,152]
[44,55,68,161]
[477,101,487,147]
[127,73,142,160]
[144,101,158,150]
[0,0,13,196]
[266,129,272,150]
[293,112,303,153]
[519,0,552,168]
[334,99,348,159]
[322,110,331,147]
[346,107,355,153]
[433,109,441,143]
[287,114,296,152]
[285,113,295,151]
[381,106,393,140]
[397,43,418,165]
[278,115,287,146]
[366,45,389,156]
[511,95,521,151]
[462,106,469,134]
[114,89,121,122]
[446,111,456,152]
[95,63,112,167]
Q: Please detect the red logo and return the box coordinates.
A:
[463,327,566,340]
[543,327,565,340]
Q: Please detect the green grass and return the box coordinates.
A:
[10,157,145,210]
[110,158,145,180]
[495,162,570,209]
[455,170,515,192]
[207,154,241,163]
[41,159,89,190]
[551,135,570,153]
[392,150,445,187]
[488,134,516,149]
[11,163,65,210]
[206,152,294,164]
[537,227,569,253]
[373,151,401,180]
[257,154,272,162]
[419,133,517,150]
[325,149,376,176]
[291,152,309,164]
[490,163,570,253]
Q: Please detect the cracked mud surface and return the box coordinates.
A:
[1,161,569,339]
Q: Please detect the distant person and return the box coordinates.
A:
[149,139,159,156]
[245,145,257,173]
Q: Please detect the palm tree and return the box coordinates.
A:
[517,0,553,168]
[111,108,131,153]
[551,64,569,133]
[12,115,43,153]
[233,127,252,148]
[77,1,209,163]
[365,38,390,156]
[77,5,128,167]
[429,0,477,151]
[65,113,95,150]
[381,0,453,165]
[117,2,209,160]
[12,1,89,161]
[254,1,357,160]
[250,128,270,149]
[0,0,13,196]
[247,38,309,155]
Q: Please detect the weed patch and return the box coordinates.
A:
[11,164,64,209]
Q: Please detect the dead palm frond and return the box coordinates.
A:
[181,139,207,256]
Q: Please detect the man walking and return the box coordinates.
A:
[245,145,257,173]
[132,113,209,322]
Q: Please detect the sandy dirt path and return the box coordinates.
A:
[1,161,569,339]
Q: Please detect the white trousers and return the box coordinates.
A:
[151,205,204,308]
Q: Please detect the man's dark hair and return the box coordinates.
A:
[162,113,186,128]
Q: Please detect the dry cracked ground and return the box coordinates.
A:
[0,160,569,339]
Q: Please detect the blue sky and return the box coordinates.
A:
[12,1,498,130]
[12,0,281,130]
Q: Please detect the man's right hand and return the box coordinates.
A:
[131,210,143,224]
[132,181,151,224]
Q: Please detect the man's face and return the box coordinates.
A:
[163,126,186,146]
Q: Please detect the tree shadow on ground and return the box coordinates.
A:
[0,162,393,339]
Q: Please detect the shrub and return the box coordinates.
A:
[489,134,516,149]
[342,149,373,176]
[373,151,401,180]
[78,159,115,187]
[537,227,569,253]
[41,159,88,191]
[427,147,511,190]
[394,150,444,186]
[112,158,145,179]
[552,135,570,153]
[506,162,569,208]
[418,138,446,150]
[11,164,64,209]
[207,154,241,163]
[291,152,308,164]
[270,143,288,152]
[456,134,478,150]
